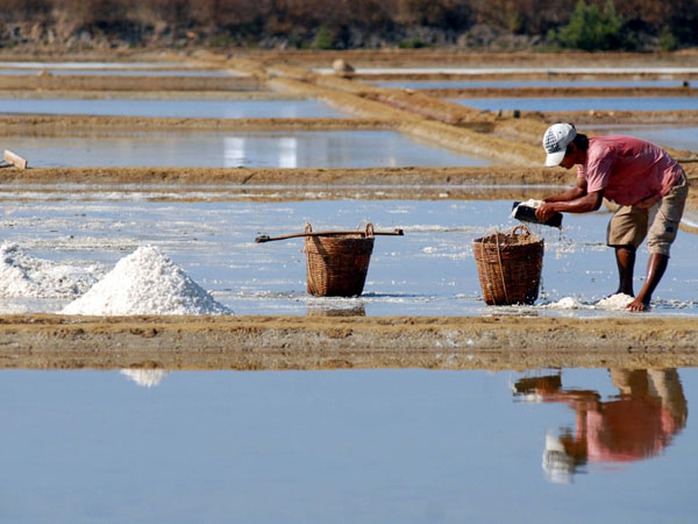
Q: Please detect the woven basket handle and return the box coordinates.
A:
[510,224,531,237]
[365,223,374,238]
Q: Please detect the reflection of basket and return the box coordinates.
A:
[472,225,544,305]
[304,222,374,297]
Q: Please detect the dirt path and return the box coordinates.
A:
[2,315,697,371]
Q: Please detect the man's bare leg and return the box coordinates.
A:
[615,246,636,296]
[627,253,669,312]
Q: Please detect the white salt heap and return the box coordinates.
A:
[0,242,101,298]
[545,296,583,309]
[61,245,231,315]
[542,293,635,310]
[595,293,634,310]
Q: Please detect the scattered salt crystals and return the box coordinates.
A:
[120,369,169,388]
[595,293,634,310]
[61,245,232,315]
[546,296,584,309]
[542,294,635,310]
[0,242,102,298]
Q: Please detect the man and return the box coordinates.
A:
[535,123,688,312]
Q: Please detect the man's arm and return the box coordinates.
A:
[543,177,588,203]
[536,178,604,222]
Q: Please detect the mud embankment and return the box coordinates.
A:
[1,315,697,371]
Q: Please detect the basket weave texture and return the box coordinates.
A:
[472,225,544,305]
[304,223,374,297]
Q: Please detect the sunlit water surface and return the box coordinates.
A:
[0,98,343,118]
[452,96,698,113]
[588,125,698,153]
[372,79,687,89]
[2,367,697,523]
[2,131,489,168]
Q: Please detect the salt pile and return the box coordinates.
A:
[545,296,583,309]
[0,242,101,298]
[61,245,231,315]
[542,294,635,310]
[595,293,634,310]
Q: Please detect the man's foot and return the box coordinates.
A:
[626,296,650,312]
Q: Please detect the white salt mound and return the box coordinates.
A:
[61,246,231,315]
[0,242,101,298]
[546,296,583,309]
[595,293,634,310]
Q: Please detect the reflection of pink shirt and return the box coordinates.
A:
[577,135,682,206]
[584,399,677,463]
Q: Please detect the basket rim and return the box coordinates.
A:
[473,224,543,246]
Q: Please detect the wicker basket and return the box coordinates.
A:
[472,224,544,305]
[304,222,375,297]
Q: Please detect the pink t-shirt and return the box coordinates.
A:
[577,135,682,206]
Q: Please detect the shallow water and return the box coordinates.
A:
[317,66,698,76]
[372,79,686,89]
[2,130,488,168]
[452,96,698,113]
[0,61,192,70]
[0,98,343,119]
[589,125,698,153]
[0,69,238,77]
[2,367,697,523]
[0,198,695,317]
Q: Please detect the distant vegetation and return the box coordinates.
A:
[1,0,696,51]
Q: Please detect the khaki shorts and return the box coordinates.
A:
[607,170,688,256]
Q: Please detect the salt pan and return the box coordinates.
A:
[0,242,101,298]
[61,245,231,315]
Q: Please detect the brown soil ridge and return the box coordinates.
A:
[0,165,573,186]
[0,74,260,92]
[1,315,697,371]
[0,115,389,136]
[227,49,698,69]
[2,165,695,188]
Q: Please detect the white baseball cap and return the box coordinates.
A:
[543,123,577,167]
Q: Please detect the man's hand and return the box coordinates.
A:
[535,203,558,223]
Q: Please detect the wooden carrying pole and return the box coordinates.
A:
[256,228,404,243]
[4,150,28,169]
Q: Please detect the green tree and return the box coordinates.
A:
[550,0,625,50]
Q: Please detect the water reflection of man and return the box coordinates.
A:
[514,369,687,484]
